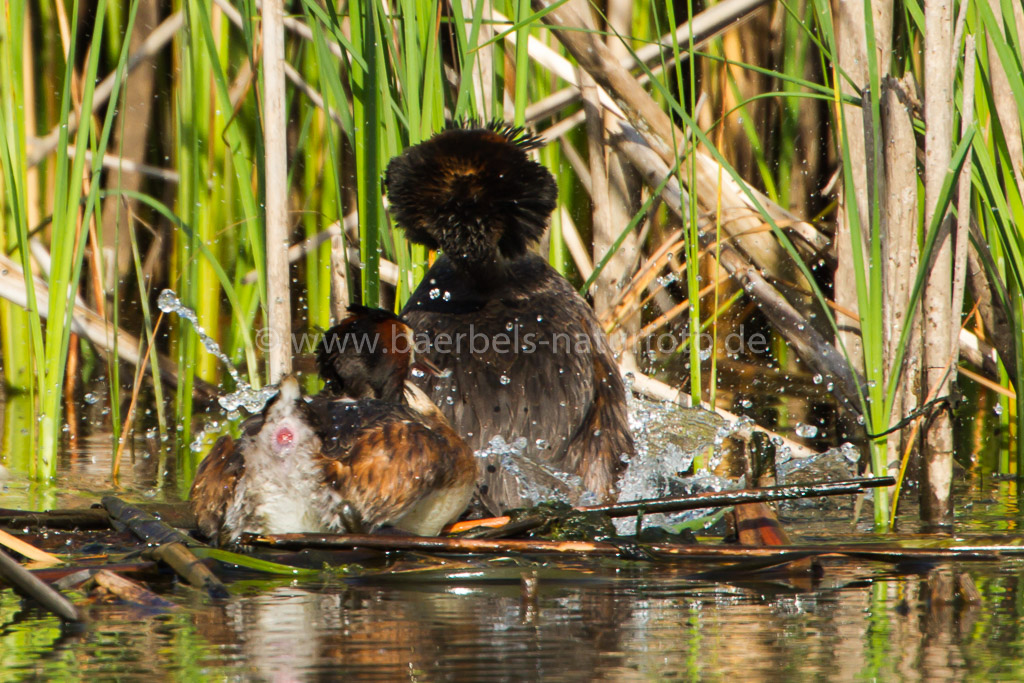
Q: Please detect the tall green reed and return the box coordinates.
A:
[0,0,35,395]
[3,0,1020,512]
[2,0,138,478]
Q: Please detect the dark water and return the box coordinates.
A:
[2,406,1024,680]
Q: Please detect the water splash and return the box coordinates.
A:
[776,441,863,509]
[158,289,278,414]
[613,393,738,533]
[475,436,584,506]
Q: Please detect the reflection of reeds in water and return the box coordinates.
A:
[0,0,1021,529]
[0,562,1006,679]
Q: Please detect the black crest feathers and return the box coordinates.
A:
[384,121,558,260]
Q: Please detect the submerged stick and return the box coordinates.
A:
[581,476,896,518]
[90,569,177,610]
[0,548,81,622]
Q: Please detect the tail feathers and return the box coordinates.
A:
[562,354,634,503]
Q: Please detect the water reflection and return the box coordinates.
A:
[3,560,1024,680]
[3,386,1024,678]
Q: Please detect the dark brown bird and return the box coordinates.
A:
[384,121,635,514]
[189,310,475,546]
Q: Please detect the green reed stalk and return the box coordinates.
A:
[972,0,1024,476]
[0,0,37,396]
[171,0,264,463]
[34,0,132,477]
[126,210,167,439]
[662,0,703,409]
[300,0,354,330]
[349,0,383,307]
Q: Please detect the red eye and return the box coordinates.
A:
[276,427,294,447]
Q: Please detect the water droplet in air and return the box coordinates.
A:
[795,423,818,438]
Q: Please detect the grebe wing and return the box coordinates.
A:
[317,411,473,532]
[189,434,245,542]
[562,352,633,501]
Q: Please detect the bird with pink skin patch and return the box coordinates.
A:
[189,308,476,548]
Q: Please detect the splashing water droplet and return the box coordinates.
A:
[158,288,278,414]
[795,423,818,438]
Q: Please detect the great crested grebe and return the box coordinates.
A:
[383,121,635,514]
[189,308,475,546]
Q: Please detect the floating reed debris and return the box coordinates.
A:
[0,507,112,530]
[243,532,1001,565]
[142,543,229,600]
[46,563,161,586]
[244,533,624,557]
[103,497,229,599]
[89,569,178,610]
[0,503,197,531]
[0,547,81,622]
[101,497,197,546]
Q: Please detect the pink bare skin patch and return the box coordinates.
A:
[275,426,295,449]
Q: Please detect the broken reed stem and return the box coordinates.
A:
[144,542,229,600]
[455,477,894,537]
[889,345,966,526]
[243,532,1001,564]
[581,476,896,518]
[263,0,292,383]
[920,0,956,527]
[0,529,62,564]
[113,312,164,481]
[0,548,81,622]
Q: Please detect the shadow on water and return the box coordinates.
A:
[2,386,1024,680]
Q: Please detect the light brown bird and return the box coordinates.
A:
[190,308,475,546]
